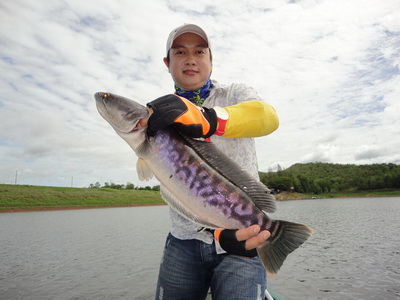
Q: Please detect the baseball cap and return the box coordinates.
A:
[165,24,210,57]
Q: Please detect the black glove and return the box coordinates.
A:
[215,229,258,257]
[146,94,217,138]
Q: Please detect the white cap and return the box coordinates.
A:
[165,24,210,57]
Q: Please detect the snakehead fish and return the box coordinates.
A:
[94,92,314,275]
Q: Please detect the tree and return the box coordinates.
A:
[126,182,135,190]
[297,175,311,193]
[267,176,293,192]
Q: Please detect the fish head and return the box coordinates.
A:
[94,92,149,150]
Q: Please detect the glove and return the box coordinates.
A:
[146,94,217,138]
[214,228,258,257]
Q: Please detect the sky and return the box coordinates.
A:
[0,0,399,188]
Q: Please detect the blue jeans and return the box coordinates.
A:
[155,233,267,300]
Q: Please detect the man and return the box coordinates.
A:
[147,24,279,299]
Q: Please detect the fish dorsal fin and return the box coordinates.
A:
[136,158,153,181]
[160,187,218,229]
[182,135,276,213]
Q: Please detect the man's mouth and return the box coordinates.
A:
[183,69,198,75]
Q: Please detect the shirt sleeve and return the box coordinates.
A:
[222,100,279,138]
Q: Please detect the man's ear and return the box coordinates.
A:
[163,57,169,68]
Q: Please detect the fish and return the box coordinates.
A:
[94,92,314,275]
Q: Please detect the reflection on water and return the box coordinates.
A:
[268,197,400,300]
[0,198,399,299]
[0,206,169,300]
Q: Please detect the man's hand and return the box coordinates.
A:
[146,94,217,138]
[215,225,270,257]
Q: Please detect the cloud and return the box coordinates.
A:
[0,0,399,186]
[354,145,385,161]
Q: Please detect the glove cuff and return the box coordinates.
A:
[201,107,218,138]
[214,106,229,136]
[215,229,258,258]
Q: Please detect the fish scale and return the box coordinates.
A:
[153,129,267,229]
[94,91,314,275]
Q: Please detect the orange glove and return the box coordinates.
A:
[147,94,217,138]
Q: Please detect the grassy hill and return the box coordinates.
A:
[0,184,164,212]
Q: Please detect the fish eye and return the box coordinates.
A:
[102,93,109,99]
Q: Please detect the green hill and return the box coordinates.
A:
[260,162,400,194]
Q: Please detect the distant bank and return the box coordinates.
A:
[0,184,165,213]
[274,190,400,201]
[1,184,399,213]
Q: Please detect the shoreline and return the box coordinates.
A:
[0,202,167,214]
[275,191,400,201]
[2,193,399,213]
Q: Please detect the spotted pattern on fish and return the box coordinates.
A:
[153,130,269,229]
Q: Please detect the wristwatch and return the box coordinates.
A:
[214,106,229,136]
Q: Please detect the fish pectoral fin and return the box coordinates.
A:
[160,187,217,229]
[136,140,151,156]
[136,158,153,181]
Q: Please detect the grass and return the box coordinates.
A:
[316,190,400,198]
[1,184,399,212]
[0,184,164,212]
[275,190,400,200]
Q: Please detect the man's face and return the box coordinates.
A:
[164,33,212,90]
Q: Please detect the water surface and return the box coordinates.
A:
[1,206,169,299]
[1,197,399,299]
[268,197,400,299]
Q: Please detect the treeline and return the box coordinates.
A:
[259,163,400,194]
[88,181,160,191]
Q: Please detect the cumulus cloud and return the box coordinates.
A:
[0,0,399,186]
[354,145,385,161]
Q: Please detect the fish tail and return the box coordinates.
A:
[257,220,314,276]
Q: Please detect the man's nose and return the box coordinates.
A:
[185,54,196,65]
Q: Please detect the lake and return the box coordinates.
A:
[0,197,399,299]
